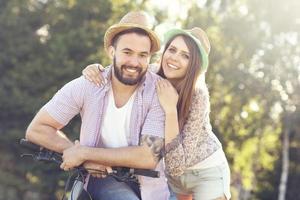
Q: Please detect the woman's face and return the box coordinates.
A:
[162,36,190,81]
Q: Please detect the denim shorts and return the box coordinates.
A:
[166,161,231,200]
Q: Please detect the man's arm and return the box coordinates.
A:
[61,135,164,170]
[25,108,73,153]
[26,77,88,153]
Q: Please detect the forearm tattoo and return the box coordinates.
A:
[140,135,165,162]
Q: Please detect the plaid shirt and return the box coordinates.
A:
[44,67,169,200]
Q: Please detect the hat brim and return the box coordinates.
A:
[163,29,209,72]
[104,23,160,54]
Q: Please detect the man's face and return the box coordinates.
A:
[111,32,151,85]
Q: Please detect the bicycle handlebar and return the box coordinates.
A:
[20,138,42,151]
[20,139,160,178]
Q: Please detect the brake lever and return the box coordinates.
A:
[20,153,35,158]
[35,151,62,164]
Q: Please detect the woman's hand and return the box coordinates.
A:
[156,79,179,113]
[82,63,107,86]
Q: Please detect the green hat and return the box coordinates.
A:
[163,27,210,72]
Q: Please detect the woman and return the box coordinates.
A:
[82,27,231,200]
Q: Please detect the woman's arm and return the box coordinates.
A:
[164,85,211,176]
[156,79,180,144]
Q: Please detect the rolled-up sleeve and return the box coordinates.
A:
[140,91,165,138]
[44,76,87,126]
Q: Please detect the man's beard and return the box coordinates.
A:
[113,57,146,85]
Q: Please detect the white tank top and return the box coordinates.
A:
[101,89,136,148]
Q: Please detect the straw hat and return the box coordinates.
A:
[104,11,160,54]
[163,27,211,72]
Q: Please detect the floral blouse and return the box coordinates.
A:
[164,83,221,177]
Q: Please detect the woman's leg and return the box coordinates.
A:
[177,193,193,200]
[213,195,227,200]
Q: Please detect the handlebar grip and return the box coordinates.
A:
[20,139,42,152]
[131,168,160,178]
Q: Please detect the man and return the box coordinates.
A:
[26,11,169,200]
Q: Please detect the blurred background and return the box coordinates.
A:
[0,0,299,199]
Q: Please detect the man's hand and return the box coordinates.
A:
[60,140,84,170]
[83,161,112,178]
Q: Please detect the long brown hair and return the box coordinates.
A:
[157,35,203,132]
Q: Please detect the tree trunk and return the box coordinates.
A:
[278,128,289,200]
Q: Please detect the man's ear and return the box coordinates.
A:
[108,46,115,60]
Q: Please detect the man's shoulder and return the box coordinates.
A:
[145,70,162,83]
[67,76,93,87]
[64,76,102,94]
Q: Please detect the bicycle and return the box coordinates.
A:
[20,138,160,200]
